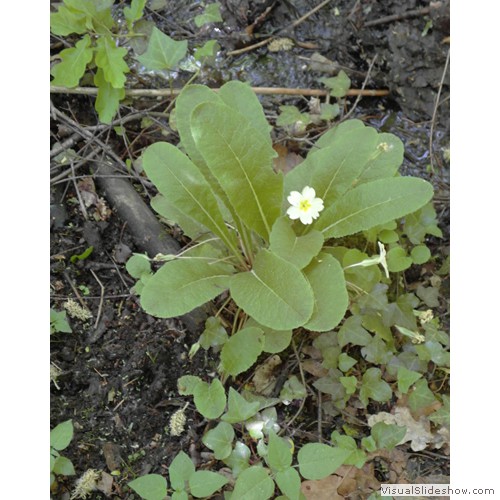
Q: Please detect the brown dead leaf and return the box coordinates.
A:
[272,144,303,174]
[301,475,344,500]
[301,345,323,360]
[77,177,112,221]
[96,471,114,496]
[302,359,329,378]
[368,407,449,451]
[251,355,282,395]
[77,177,99,207]
[301,464,380,500]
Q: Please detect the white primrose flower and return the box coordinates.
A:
[286,186,324,225]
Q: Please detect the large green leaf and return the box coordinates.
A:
[176,85,223,171]
[150,194,207,240]
[269,216,324,269]
[316,177,434,238]
[136,26,187,70]
[142,142,239,254]
[218,81,272,144]
[230,250,314,330]
[355,133,404,184]
[50,35,94,87]
[95,35,129,88]
[314,119,366,149]
[191,102,282,240]
[284,125,378,206]
[140,259,232,318]
[302,253,348,332]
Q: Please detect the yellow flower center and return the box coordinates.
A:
[299,199,311,211]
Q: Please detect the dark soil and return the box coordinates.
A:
[50,1,450,498]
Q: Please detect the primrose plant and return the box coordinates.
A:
[124,81,439,499]
[128,80,433,349]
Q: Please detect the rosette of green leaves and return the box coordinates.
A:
[134,82,434,341]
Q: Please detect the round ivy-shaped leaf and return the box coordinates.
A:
[52,456,75,476]
[128,474,168,500]
[371,422,407,450]
[378,229,399,243]
[411,244,431,264]
[298,443,351,480]
[221,388,260,424]
[386,246,412,272]
[168,451,195,491]
[397,366,423,394]
[126,254,151,279]
[50,420,73,451]
[267,431,293,472]
[189,470,229,498]
[359,367,392,407]
[275,467,301,500]
[202,422,234,460]
[193,378,226,419]
[230,466,275,500]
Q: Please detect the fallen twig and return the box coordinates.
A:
[363,7,431,28]
[341,54,379,121]
[51,85,389,98]
[89,269,105,330]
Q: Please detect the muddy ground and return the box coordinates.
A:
[50,1,450,498]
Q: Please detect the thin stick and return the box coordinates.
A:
[363,7,431,28]
[341,54,379,121]
[51,85,389,98]
[280,339,308,432]
[63,271,88,310]
[429,47,450,171]
[317,390,322,440]
[90,269,105,330]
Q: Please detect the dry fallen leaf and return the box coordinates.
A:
[368,406,449,451]
[272,144,303,174]
[251,355,282,395]
[301,464,379,500]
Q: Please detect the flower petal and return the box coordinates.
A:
[287,206,301,220]
[301,186,316,200]
[287,191,302,206]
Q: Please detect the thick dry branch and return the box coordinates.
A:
[50,85,389,98]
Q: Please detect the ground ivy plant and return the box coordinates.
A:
[124,81,446,499]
